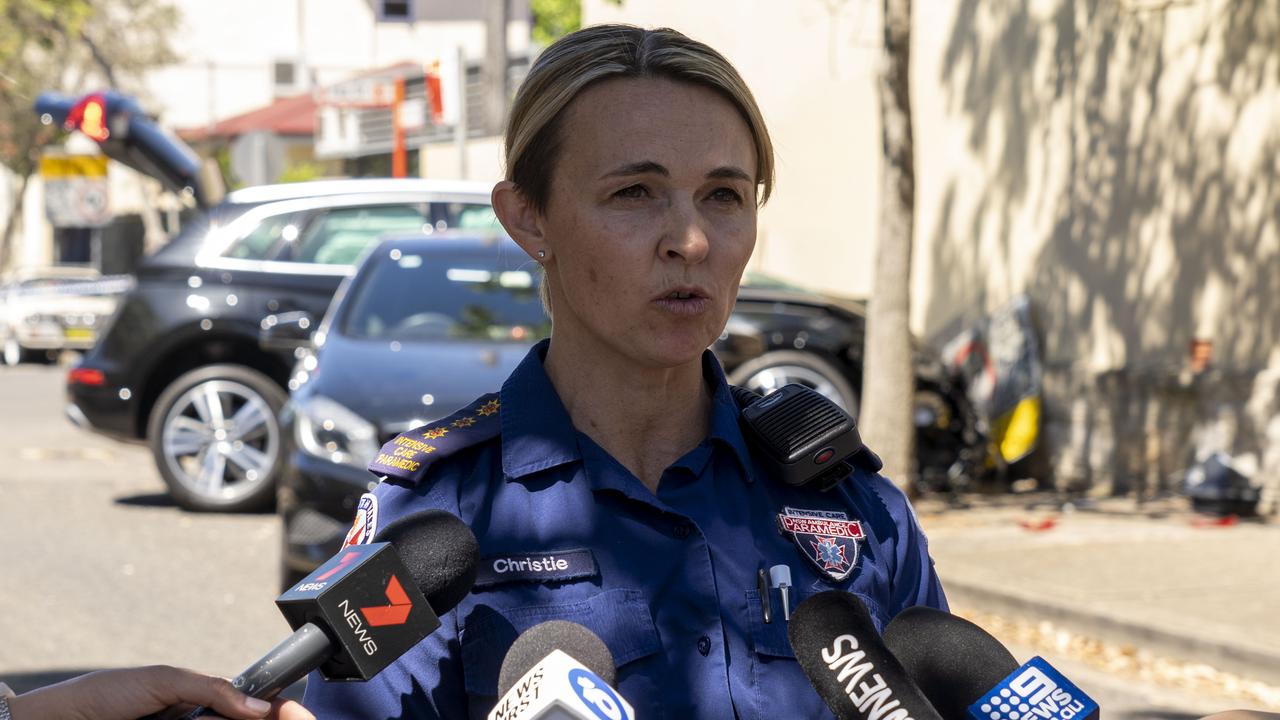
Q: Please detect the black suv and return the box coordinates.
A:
[66,179,495,512]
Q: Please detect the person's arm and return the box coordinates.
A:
[4,666,313,720]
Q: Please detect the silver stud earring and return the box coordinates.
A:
[537,250,547,259]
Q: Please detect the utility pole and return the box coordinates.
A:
[484,0,509,135]
[860,0,917,491]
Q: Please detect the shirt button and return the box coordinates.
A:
[673,522,692,539]
[697,636,711,656]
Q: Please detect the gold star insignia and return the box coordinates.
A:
[422,427,449,440]
[451,417,477,428]
[477,399,501,416]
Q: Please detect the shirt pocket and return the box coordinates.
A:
[458,587,662,700]
[743,588,888,720]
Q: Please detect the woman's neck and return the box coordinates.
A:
[544,334,711,494]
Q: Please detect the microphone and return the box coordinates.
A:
[488,620,634,720]
[883,606,1099,720]
[164,510,479,719]
[788,591,943,720]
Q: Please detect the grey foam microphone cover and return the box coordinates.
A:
[372,509,480,614]
[497,620,617,697]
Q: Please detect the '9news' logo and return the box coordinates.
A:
[968,657,1098,720]
[568,668,630,720]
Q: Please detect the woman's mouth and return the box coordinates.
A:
[653,288,711,316]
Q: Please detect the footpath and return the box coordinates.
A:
[914,493,1280,690]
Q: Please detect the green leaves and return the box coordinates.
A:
[531,0,581,47]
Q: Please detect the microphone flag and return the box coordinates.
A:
[966,657,1099,720]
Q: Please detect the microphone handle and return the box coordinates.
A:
[139,622,335,720]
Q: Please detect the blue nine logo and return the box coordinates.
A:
[567,668,628,720]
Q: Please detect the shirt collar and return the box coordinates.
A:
[702,350,756,483]
[499,339,755,484]
[500,339,580,480]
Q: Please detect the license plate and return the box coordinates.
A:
[64,327,95,342]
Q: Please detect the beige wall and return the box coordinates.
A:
[419,136,506,184]
[915,0,1280,374]
[915,0,1280,499]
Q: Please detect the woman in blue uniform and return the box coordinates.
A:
[304,23,946,719]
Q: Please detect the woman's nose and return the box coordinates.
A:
[660,204,711,265]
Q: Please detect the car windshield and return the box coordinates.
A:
[339,244,550,343]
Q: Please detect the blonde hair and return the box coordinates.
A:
[504,24,776,314]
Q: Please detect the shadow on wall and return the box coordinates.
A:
[924,0,1280,501]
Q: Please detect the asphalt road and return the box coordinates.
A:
[0,362,289,692]
[0,363,1260,716]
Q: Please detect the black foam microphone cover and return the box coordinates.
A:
[883,606,1019,720]
[497,620,617,697]
[789,591,943,720]
[373,509,480,614]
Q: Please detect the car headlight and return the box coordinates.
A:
[294,395,380,470]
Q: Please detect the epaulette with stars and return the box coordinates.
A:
[367,392,503,484]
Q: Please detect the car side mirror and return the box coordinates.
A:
[260,311,315,352]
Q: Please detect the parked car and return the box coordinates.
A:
[65,178,496,512]
[0,266,125,366]
[276,234,980,585]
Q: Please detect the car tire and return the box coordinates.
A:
[148,364,287,513]
[728,350,860,417]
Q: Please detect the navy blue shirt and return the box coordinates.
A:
[304,340,946,719]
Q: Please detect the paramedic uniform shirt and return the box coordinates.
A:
[303,339,947,720]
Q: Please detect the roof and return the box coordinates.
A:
[179,92,318,142]
[223,178,493,205]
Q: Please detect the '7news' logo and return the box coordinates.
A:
[967,657,1099,720]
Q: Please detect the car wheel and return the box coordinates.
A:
[148,364,287,513]
[728,350,860,417]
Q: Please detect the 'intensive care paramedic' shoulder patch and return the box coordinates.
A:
[367,393,502,483]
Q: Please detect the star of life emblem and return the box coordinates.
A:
[777,506,864,582]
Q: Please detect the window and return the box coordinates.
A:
[425,202,498,233]
[224,211,307,261]
[341,247,548,342]
[291,205,428,265]
[378,0,412,21]
[274,61,297,87]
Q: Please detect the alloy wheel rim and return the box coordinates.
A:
[743,364,855,415]
[160,379,278,503]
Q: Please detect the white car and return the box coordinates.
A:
[0,266,127,366]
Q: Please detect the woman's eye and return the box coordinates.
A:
[709,187,743,204]
[614,184,648,199]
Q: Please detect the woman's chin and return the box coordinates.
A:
[629,332,718,369]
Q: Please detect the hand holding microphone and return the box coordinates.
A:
[2,666,312,720]
[153,509,479,719]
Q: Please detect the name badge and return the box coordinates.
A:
[475,548,598,587]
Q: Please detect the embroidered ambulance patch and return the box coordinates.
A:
[777,506,864,582]
[342,493,379,547]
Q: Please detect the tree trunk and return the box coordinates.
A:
[0,173,30,273]
[860,0,916,492]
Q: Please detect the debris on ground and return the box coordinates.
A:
[954,607,1280,711]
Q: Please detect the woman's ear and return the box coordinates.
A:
[492,180,547,260]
